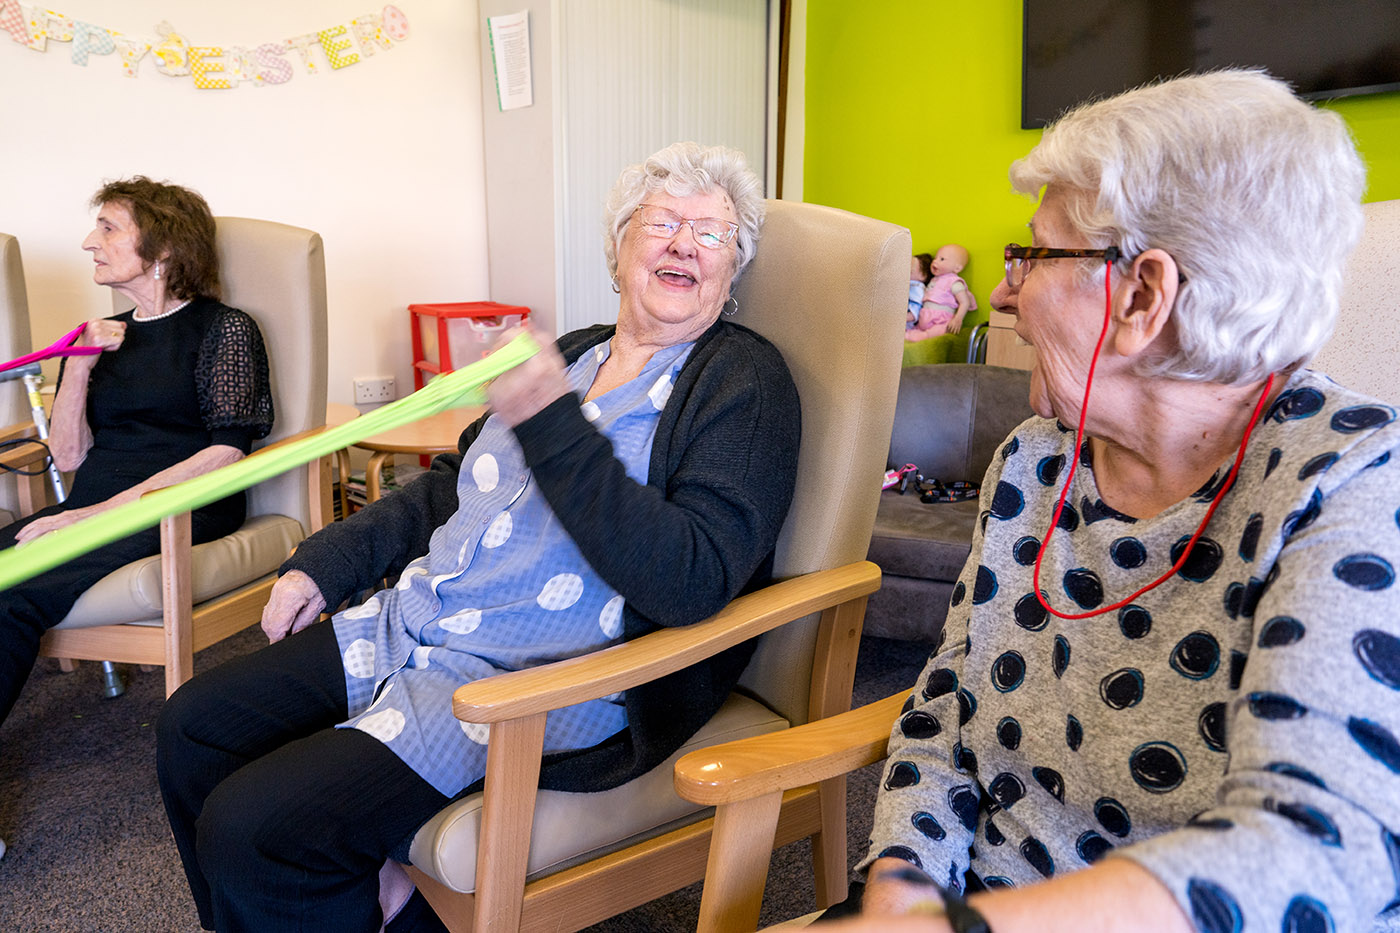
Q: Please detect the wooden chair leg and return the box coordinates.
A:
[473,713,546,932]
[695,791,784,933]
[366,450,393,503]
[812,776,848,909]
[17,467,45,517]
[335,447,352,517]
[806,595,866,909]
[160,510,194,697]
[309,455,334,533]
[58,658,77,673]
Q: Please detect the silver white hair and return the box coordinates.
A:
[1010,69,1366,384]
[603,141,765,283]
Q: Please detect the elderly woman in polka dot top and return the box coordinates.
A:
[155,142,800,932]
[827,71,1400,933]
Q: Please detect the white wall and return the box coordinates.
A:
[0,0,489,407]
[477,0,558,336]
[473,0,770,339]
[552,0,768,334]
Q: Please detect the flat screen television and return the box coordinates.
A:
[1022,0,1400,129]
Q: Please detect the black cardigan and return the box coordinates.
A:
[282,318,801,792]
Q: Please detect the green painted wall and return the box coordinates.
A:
[803,1,1400,347]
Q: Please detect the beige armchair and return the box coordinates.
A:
[0,232,46,526]
[402,199,911,932]
[37,217,331,696]
[1311,198,1400,402]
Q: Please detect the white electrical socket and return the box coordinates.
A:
[353,376,396,405]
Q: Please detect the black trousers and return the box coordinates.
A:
[156,621,453,933]
[0,503,236,724]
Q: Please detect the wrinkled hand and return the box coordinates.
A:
[485,324,571,428]
[261,569,327,643]
[810,915,950,932]
[15,506,98,544]
[860,858,951,918]
[80,319,127,352]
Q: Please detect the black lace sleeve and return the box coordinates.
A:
[196,308,274,450]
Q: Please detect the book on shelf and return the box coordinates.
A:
[336,462,427,513]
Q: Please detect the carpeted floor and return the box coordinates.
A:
[0,628,931,932]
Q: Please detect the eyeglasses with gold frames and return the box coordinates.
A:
[634,204,739,250]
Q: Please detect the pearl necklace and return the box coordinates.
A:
[133,298,192,322]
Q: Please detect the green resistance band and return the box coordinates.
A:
[0,332,541,591]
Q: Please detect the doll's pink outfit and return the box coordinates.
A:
[919,273,977,326]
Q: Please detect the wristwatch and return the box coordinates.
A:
[884,862,993,932]
[906,890,991,932]
[940,891,992,933]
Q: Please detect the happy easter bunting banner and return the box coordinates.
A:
[0,3,410,87]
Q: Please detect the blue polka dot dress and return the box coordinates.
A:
[864,369,1400,931]
[331,340,692,797]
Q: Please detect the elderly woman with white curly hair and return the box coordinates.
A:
[825,70,1400,933]
[155,141,800,932]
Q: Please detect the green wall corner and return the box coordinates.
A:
[803,1,1400,348]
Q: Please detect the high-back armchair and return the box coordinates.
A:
[216,216,331,525]
[38,217,330,696]
[1311,198,1400,402]
[0,232,41,525]
[402,199,910,932]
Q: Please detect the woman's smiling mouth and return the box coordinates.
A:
[656,267,696,286]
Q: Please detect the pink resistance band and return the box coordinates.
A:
[0,322,103,374]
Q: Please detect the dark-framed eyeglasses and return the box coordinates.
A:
[1003,243,1121,289]
[634,204,739,250]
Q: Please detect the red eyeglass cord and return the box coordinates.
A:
[1031,259,1275,621]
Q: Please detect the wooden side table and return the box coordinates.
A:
[985,310,1037,370]
[325,403,361,519]
[352,406,487,503]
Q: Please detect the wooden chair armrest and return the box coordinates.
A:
[0,443,46,472]
[461,560,879,931]
[136,423,332,547]
[1,422,49,518]
[145,424,334,530]
[0,420,43,470]
[249,425,337,533]
[673,689,907,807]
[452,560,882,725]
[247,423,335,456]
[0,420,38,444]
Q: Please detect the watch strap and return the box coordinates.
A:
[941,891,992,933]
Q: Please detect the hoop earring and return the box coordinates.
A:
[721,295,738,316]
[153,261,162,281]
[610,276,620,294]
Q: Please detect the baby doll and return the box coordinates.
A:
[905,244,977,342]
[907,253,933,326]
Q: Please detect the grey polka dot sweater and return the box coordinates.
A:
[863,369,1400,932]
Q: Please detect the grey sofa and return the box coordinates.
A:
[864,364,1033,641]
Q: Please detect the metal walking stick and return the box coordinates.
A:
[2,361,126,697]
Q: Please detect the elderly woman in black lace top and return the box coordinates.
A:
[0,177,272,746]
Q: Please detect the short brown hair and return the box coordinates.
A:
[90,176,220,300]
[913,252,933,284]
